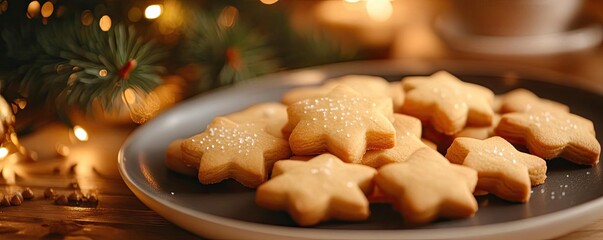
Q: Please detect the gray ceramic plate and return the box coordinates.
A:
[119,60,603,239]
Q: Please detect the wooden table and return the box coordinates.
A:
[0,122,198,239]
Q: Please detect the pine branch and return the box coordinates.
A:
[181,7,279,91]
[1,14,166,121]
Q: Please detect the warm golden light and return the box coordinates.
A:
[366,0,393,22]
[98,69,108,77]
[0,147,8,159]
[344,0,360,3]
[123,88,137,104]
[81,10,93,26]
[14,99,27,109]
[26,1,40,19]
[218,6,239,28]
[144,4,162,19]
[99,15,112,31]
[73,125,89,141]
[41,1,53,17]
[260,0,278,5]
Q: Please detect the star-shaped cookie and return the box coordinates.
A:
[375,148,478,224]
[446,137,547,202]
[401,71,494,135]
[283,85,396,163]
[225,102,288,138]
[499,88,569,114]
[255,154,376,226]
[361,114,430,168]
[182,117,291,188]
[495,111,600,165]
[281,75,403,110]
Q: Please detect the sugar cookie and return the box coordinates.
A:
[283,85,396,163]
[226,102,288,138]
[361,114,429,168]
[281,75,399,107]
[446,137,547,202]
[499,88,569,114]
[375,148,478,224]
[401,71,494,135]
[495,111,600,165]
[256,154,376,226]
[181,117,291,188]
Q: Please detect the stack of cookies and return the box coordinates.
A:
[165,71,601,226]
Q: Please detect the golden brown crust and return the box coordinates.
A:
[256,154,376,226]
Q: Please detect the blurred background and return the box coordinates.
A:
[0,0,601,167]
[2,0,603,130]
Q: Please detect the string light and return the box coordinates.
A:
[41,1,53,18]
[123,88,137,104]
[366,0,393,22]
[98,69,108,77]
[0,147,8,159]
[26,1,40,19]
[144,4,162,19]
[260,0,278,4]
[73,125,89,142]
[99,15,112,31]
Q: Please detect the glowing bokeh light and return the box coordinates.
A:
[366,0,393,22]
[41,1,53,18]
[123,88,137,104]
[73,125,89,141]
[0,147,8,159]
[99,15,112,31]
[144,4,162,19]
[260,0,278,5]
[26,1,40,19]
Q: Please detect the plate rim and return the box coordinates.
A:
[118,59,603,239]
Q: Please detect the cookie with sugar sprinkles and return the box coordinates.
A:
[446,137,547,202]
[495,110,600,165]
[499,88,569,114]
[256,154,376,226]
[401,71,494,135]
[282,75,403,110]
[283,85,396,163]
[375,148,478,224]
[181,117,291,188]
[166,103,289,177]
[361,114,429,168]
[225,102,288,138]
